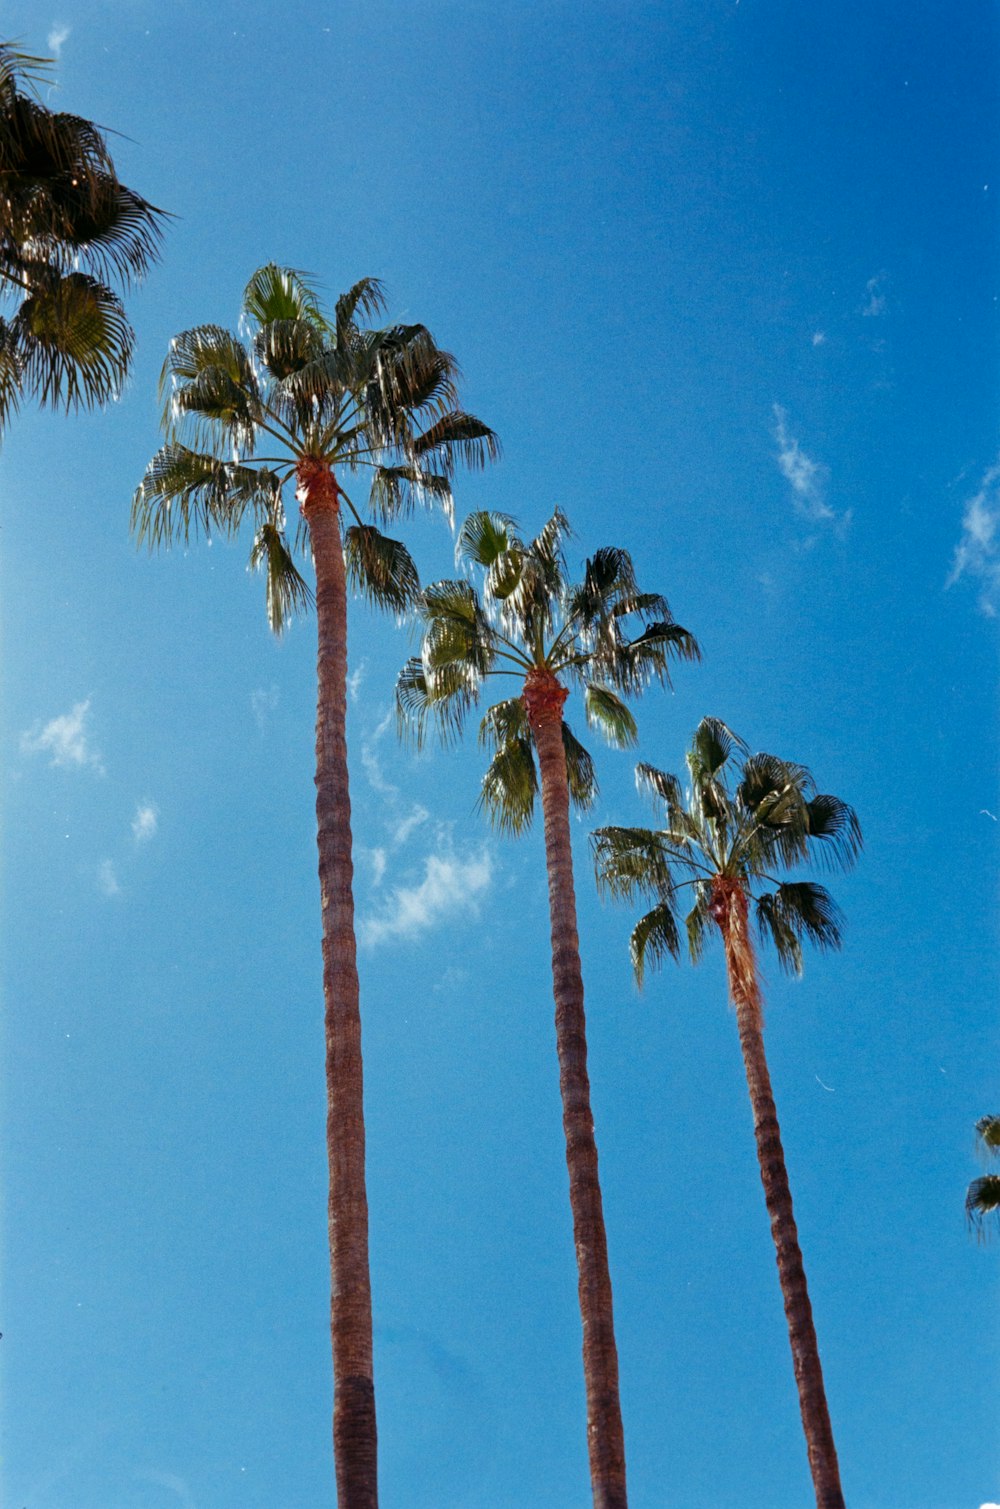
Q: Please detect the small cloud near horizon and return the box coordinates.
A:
[359,847,492,947]
[21,699,104,773]
[947,459,1000,616]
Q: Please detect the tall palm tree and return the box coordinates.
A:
[0,41,163,431]
[132,266,498,1509]
[397,509,699,1509]
[967,1115,1000,1239]
[593,718,861,1509]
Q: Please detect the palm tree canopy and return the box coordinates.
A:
[0,41,164,426]
[593,716,862,984]
[132,265,500,632]
[396,508,700,832]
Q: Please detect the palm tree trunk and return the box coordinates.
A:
[714,878,844,1509]
[299,459,378,1509]
[523,667,628,1509]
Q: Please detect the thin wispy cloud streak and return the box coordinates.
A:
[359,848,492,947]
[98,859,121,898]
[772,406,836,523]
[947,460,1000,616]
[20,699,104,773]
[47,23,70,57]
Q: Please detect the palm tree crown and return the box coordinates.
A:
[593,716,862,983]
[397,507,699,813]
[0,41,164,428]
[967,1114,1000,1240]
[132,265,498,623]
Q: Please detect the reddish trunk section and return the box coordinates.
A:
[298,460,378,1509]
[523,667,628,1509]
[712,877,845,1509]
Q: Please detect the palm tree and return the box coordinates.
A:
[396,510,699,1509]
[967,1115,1000,1239]
[593,718,861,1509]
[132,266,498,1509]
[0,41,163,431]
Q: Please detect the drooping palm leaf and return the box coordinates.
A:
[343,525,420,612]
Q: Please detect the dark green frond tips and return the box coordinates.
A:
[966,1174,1000,1240]
[249,522,313,634]
[241,264,329,330]
[584,684,639,749]
[630,902,681,987]
[477,736,538,834]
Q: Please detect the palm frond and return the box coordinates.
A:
[755,882,844,974]
[688,717,746,784]
[805,793,863,871]
[334,277,387,344]
[685,883,713,964]
[410,410,500,473]
[563,722,598,809]
[249,521,312,634]
[456,510,519,569]
[344,525,420,612]
[368,463,453,523]
[131,444,280,549]
[242,264,329,331]
[620,620,701,690]
[253,318,326,380]
[635,762,684,810]
[478,696,529,752]
[630,902,681,986]
[592,826,675,902]
[477,736,538,834]
[12,271,131,410]
[584,683,638,748]
[975,1115,1000,1156]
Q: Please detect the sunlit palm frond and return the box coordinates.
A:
[592,826,675,902]
[630,902,681,987]
[456,510,519,569]
[477,736,538,834]
[0,316,23,425]
[805,793,863,870]
[975,1116,1000,1155]
[131,444,280,548]
[369,463,453,522]
[685,883,713,964]
[253,318,326,381]
[249,521,313,634]
[242,264,329,331]
[410,410,500,474]
[395,655,480,749]
[688,717,746,785]
[343,525,420,612]
[334,277,386,344]
[563,722,598,809]
[584,683,638,748]
[635,762,684,810]
[478,696,529,752]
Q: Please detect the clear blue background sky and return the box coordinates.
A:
[1,2,998,1505]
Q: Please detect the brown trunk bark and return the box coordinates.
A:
[523,667,628,1509]
[298,459,377,1509]
[713,877,845,1509]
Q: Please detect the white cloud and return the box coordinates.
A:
[947,459,1000,616]
[772,406,835,523]
[360,740,399,796]
[361,846,387,886]
[347,662,367,703]
[131,802,158,843]
[811,331,826,347]
[98,859,121,898]
[47,23,71,57]
[862,272,887,317]
[250,685,279,730]
[392,804,429,846]
[20,699,103,773]
[359,848,492,947]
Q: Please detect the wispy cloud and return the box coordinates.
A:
[98,859,121,898]
[250,685,279,731]
[47,23,71,57]
[359,848,492,947]
[811,331,826,347]
[347,662,367,703]
[21,699,104,773]
[392,805,429,846]
[947,460,1000,616]
[862,272,887,317]
[131,802,158,843]
[772,406,835,523]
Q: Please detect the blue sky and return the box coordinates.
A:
[1,2,998,1505]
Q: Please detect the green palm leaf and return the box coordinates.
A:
[242,263,328,330]
[344,525,420,612]
[584,684,638,748]
[131,445,279,547]
[478,736,538,834]
[13,271,132,409]
[630,902,681,986]
[563,722,598,809]
[456,510,519,569]
[249,522,313,634]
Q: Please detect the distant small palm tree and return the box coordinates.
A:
[0,41,163,430]
[397,509,699,1509]
[133,266,497,1509]
[967,1115,1000,1239]
[593,718,861,1509]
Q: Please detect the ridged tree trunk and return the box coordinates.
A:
[298,459,378,1509]
[523,666,628,1509]
[713,876,844,1509]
